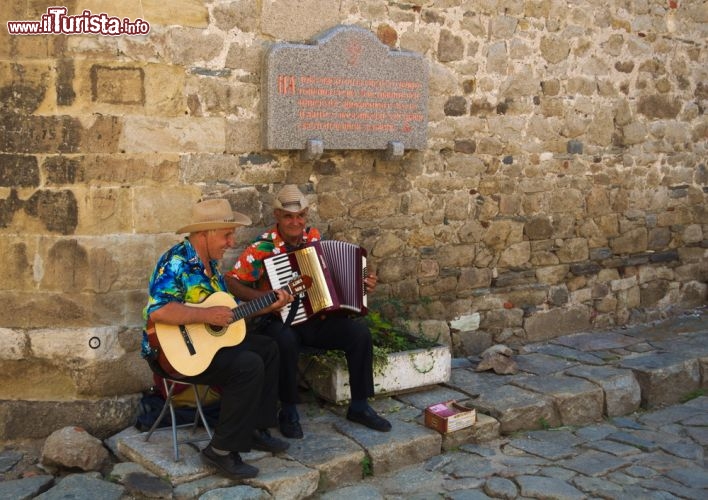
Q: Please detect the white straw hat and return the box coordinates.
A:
[273,185,308,212]
[176,199,252,234]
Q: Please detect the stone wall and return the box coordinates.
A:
[0,0,706,438]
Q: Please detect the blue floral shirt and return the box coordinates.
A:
[141,238,226,357]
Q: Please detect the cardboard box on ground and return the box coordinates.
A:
[424,400,476,434]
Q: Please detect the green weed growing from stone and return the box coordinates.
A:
[538,417,551,430]
[680,389,705,403]
[361,455,373,478]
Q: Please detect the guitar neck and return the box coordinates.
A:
[231,289,280,321]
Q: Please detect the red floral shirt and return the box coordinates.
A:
[228,226,321,290]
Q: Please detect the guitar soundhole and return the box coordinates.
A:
[207,324,226,337]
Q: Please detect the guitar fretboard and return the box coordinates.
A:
[231,290,279,320]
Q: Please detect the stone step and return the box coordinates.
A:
[618,352,703,408]
[106,397,464,497]
[455,326,708,433]
[0,395,140,440]
[106,348,706,495]
[103,318,708,498]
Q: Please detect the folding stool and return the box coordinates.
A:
[144,378,213,461]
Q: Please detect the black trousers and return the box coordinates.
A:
[180,335,279,452]
[252,314,375,404]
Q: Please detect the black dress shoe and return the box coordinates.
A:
[252,429,290,453]
[201,445,258,479]
[279,412,304,439]
[346,407,392,432]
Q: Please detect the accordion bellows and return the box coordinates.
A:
[264,240,368,324]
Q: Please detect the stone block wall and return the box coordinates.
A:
[0,0,706,437]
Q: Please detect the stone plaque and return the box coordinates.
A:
[262,25,428,156]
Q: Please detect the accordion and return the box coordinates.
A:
[264,240,368,325]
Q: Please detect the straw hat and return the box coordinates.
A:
[273,185,308,212]
[176,199,252,234]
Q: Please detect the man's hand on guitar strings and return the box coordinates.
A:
[207,306,237,327]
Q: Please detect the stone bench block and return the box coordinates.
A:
[565,365,641,417]
[244,456,319,500]
[438,412,500,452]
[116,428,215,485]
[511,374,604,426]
[300,344,451,403]
[618,353,701,408]
[285,418,367,492]
[333,417,441,476]
[470,384,559,434]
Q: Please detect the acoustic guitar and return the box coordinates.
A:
[154,276,310,376]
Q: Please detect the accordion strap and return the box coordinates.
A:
[283,294,301,328]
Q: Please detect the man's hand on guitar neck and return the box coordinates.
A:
[263,288,293,316]
[226,276,294,318]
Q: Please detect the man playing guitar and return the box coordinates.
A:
[142,198,292,479]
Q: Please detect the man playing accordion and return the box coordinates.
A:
[226,185,391,439]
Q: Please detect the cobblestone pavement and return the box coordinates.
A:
[1,310,706,499]
[316,396,708,500]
